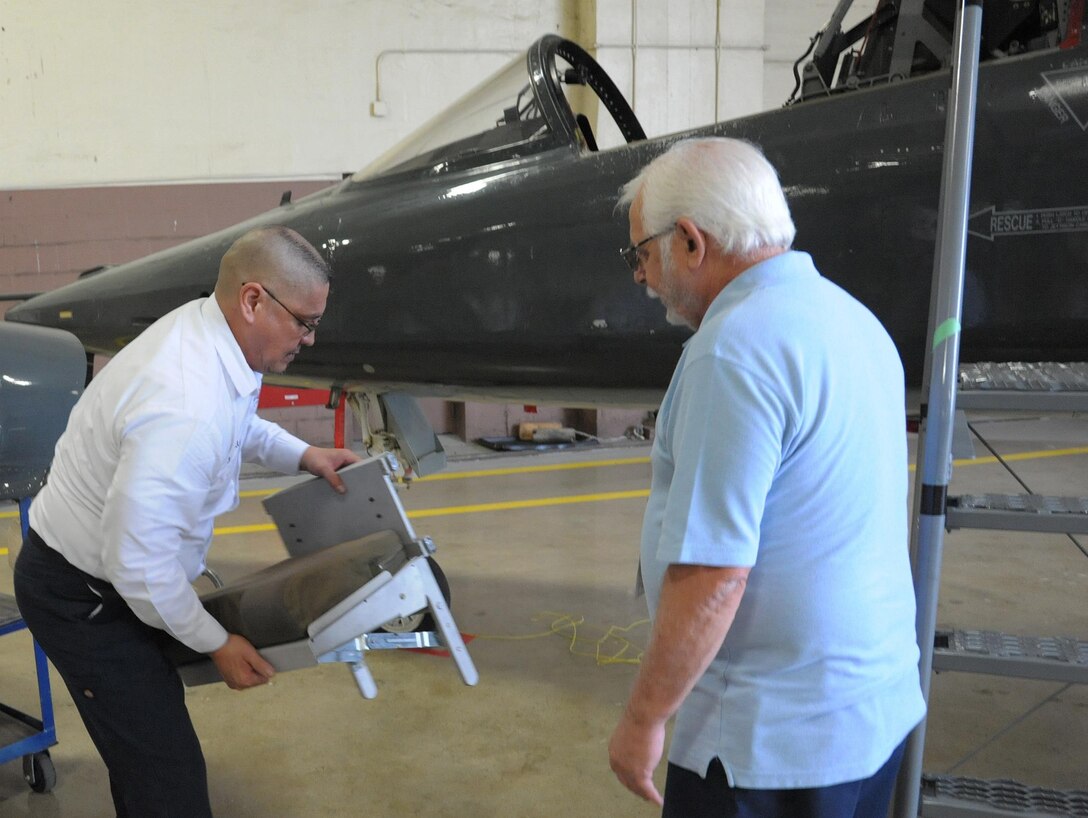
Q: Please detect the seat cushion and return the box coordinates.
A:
[170,529,406,665]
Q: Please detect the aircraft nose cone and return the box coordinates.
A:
[4,290,78,331]
[4,299,45,326]
[4,288,113,352]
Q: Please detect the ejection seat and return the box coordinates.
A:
[170,455,478,698]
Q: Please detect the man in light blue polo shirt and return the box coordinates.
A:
[608,137,925,817]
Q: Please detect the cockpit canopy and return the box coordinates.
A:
[352,36,645,183]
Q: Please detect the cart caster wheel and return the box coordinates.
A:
[23,750,56,793]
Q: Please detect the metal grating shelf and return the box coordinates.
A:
[922,775,1088,817]
[957,362,1088,412]
[946,494,1088,534]
[933,629,1088,684]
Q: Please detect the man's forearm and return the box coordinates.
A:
[625,563,749,726]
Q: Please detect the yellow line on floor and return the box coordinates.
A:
[213,444,1088,536]
[974,445,1088,464]
[407,489,651,518]
[415,456,652,481]
[921,445,1088,472]
[214,489,654,536]
[3,447,1087,544]
[237,455,653,498]
[233,446,1088,498]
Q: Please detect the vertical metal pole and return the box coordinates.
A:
[892,2,984,816]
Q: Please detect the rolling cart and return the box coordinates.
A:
[0,497,57,793]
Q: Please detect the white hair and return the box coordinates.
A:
[618,137,796,257]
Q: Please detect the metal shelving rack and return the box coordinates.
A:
[891,3,1088,815]
[915,367,1088,817]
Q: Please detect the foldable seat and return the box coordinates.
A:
[171,455,477,698]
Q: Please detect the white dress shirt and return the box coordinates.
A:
[30,297,309,653]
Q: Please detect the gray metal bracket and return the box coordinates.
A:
[952,410,976,460]
[307,553,478,699]
[251,455,477,699]
[316,631,451,699]
[263,453,416,557]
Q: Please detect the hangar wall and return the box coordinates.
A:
[1,1,857,189]
[0,0,860,445]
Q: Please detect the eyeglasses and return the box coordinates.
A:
[259,284,320,336]
[619,224,675,272]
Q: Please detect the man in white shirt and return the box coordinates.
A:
[608,138,924,817]
[14,226,360,817]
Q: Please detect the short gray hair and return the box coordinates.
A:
[218,225,331,296]
[618,137,796,256]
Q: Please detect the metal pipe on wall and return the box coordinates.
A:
[610,0,767,124]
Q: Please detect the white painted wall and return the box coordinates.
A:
[1,0,874,189]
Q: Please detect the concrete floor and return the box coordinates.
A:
[0,413,1085,816]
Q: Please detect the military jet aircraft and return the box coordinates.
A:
[7,0,1088,418]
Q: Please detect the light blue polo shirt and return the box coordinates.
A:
[641,250,925,789]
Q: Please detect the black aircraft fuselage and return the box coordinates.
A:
[8,3,1088,406]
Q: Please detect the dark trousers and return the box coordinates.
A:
[13,529,213,818]
[662,737,908,818]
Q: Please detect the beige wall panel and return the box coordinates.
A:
[5,2,858,188]
[0,179,333,314]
